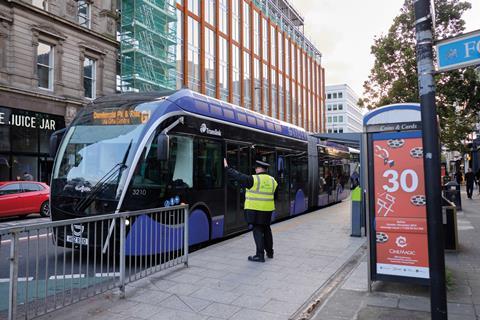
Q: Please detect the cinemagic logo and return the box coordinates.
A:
[200,123,222,136]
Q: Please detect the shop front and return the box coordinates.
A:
[0,106,65,184]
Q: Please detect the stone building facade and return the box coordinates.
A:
[0,0,119,182]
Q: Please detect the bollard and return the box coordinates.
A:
[351,186,362,237]
[8,232,18,320]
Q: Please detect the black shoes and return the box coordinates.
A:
[248,255,265,263]
[266,250,274,259]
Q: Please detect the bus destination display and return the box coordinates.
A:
[92,109,150,125]
[373,133,430,279]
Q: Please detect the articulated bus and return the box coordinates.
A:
[50,89,352,253]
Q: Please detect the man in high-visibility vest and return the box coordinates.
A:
[224,158,278,263]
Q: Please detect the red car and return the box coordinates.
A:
[0,181,50,218]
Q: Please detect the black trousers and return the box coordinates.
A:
[252,224,273,257]
[467,183,473,198]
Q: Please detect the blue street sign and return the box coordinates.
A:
[436,29,480,72]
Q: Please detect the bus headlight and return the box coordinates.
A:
[125,219,130,226]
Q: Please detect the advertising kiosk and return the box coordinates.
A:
[363,103,430,286]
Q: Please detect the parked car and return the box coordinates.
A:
[0,181,50,218]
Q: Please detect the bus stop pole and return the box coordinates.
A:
[413,1,447,319]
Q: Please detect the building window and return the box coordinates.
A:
[32,0,48,10]
[339,115,343,123]
[232,45,240,105]
[187,17,200,91]
[327,93,331,99]
[205,0,215,25]
[338,92,343,98]
[327,104,331,111]
[327,116,331,123]
[254,58,260,111]
[271,68,276,118]
[205,27,216,97]
[333,116,337,122]
[219,0,228,34]
[338,104,343,110]
[253,11,260,55]
[243,2,250,49]
[176,9,184,89]
[262,18,268,60]
[78,1,91,28]
[270,26,276,67]
[339,128,343,133]
[327,129,332,133]
[243,52,251,109]
[333,93,337,99]
[37,42,54,90]
[232,0,240,42]
[277,31,283,71]
[84,57,96,99]
[219,37,229,100]
[262,64,269,115]
[188,0,200,15]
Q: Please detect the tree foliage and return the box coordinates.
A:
[360,0,480,153]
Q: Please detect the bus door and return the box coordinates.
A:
[275,151,290,220]
[225,143,250,234]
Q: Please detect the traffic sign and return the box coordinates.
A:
[436,29,480,72]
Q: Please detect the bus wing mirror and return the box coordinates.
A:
[49,128,66,158]
[157,134,169,161]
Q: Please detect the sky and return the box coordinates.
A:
[290,0,480,97]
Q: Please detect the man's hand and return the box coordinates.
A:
[224,158,228,168]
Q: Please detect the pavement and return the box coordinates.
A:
[33,199,366,320]
[13,188,480,320]
[311,189,480,320]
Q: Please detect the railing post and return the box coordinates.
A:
[119,216,126,298]
[8,232,19,320]
[184,206,189,267]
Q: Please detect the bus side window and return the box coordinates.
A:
[196,138,223,189]
[170,136,194,189]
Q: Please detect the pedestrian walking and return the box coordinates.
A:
[224,158,277,262]
[465,168,475,199]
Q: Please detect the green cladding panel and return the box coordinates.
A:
[121,0,177,92]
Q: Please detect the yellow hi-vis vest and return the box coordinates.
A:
[244,174,278,211]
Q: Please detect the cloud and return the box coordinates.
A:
[290,0,480,98]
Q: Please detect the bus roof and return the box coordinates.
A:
[168,89,309,141]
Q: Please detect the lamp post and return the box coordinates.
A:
[413,0,447,318]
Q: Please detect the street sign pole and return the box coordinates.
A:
[413,0,447,319]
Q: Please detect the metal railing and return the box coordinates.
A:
[0,205,189,320]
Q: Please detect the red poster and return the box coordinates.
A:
[373,136,429,279]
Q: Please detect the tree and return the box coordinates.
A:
[360,0,480,153]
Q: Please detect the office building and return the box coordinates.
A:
[325,84,363,133]
[0,0,119,182]
[120,0,324,132]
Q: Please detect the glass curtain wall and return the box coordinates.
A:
[172,0,324,131]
